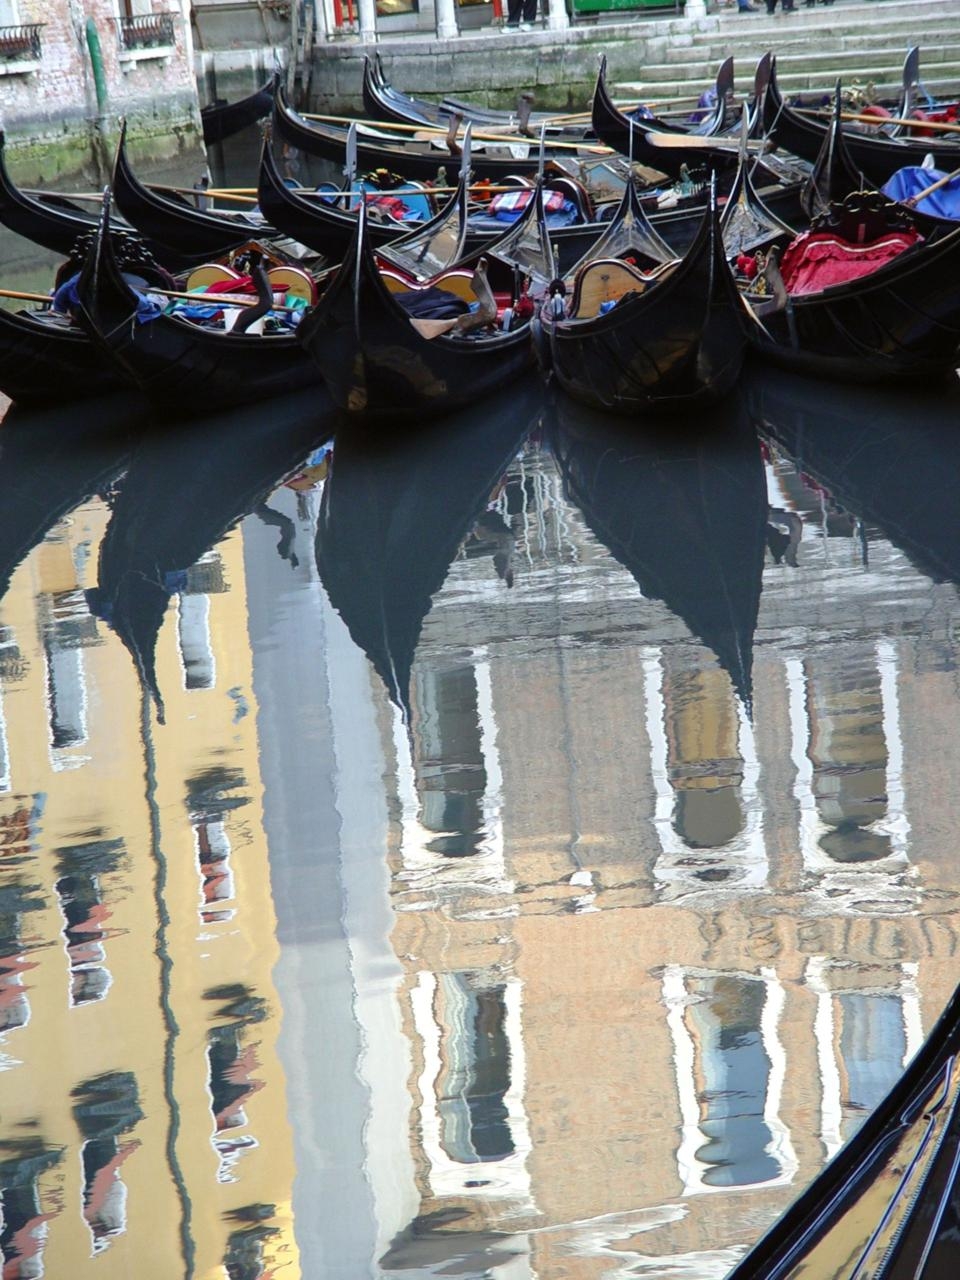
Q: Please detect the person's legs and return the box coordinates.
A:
[521,0,538,22]
[505,0,523,24]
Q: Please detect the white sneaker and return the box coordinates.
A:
[518,21,534,29]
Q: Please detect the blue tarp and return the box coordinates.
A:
[882,167,960,220]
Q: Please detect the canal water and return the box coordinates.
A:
[2,141,960,1280]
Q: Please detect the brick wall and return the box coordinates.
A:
[0,1,200,180]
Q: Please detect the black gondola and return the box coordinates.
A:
[362,53,590,138]
[728,968,960,1280]
[296,189,541,421]
[272,82,613,186]
[762,56,960,186]
[259,129,659,276]
[112,120,278,261]
[88,384,336,721]
[590,54,760,176]
[0,300,125,405]
[73,194,322,408]
[201,72,279,146]
[747,190,960,383]
[316,373,543,716]
[549,391,768,708]
[542,182,749,415]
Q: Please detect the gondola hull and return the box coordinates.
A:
[727,976,960,1280]
[297,199,535,422]
[545,205,748,415]
[273,85,605,185]
[0,305,124,405]
[73,201,321,409]
[111,120,274,261]
[202,74,278,146]
[763,60,960,186]
[749,222,960,383]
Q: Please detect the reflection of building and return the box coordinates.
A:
[366,441,960,1274]
[4,429,960,1278]
[0,491,299,1279]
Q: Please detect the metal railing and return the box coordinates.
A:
[0,23,43,61]
[115,12,176,52]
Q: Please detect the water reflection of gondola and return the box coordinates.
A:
[87,386,336,720]
[742,362,960,587]
[0,392,150,608]
[549,391,768,708]
[315,373,543,715]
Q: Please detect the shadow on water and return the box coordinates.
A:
[315,371,544,720]
[83,385,337,722]
[742,360,960,588]
[547,388,769,712]
[0,392,153,607]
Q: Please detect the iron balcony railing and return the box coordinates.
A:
[0,23,43,62]
[116,12,176,52]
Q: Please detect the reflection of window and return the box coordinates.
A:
[204,985,267,1183]
[42,591,96,752]
[412,971,532,1202]
[376,0,418,14]
[55,839,123,1008]
[0,1143,62,1278]
[437,974,514,1163]
[645,649,767,899]
[414,665,486,857]
[72,1072,143,1255]
[177,593,215,690]
[806,957,920,1159]
[785,642,913,914]
[664,966,796,1195]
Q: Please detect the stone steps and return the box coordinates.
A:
[613,1,960,103]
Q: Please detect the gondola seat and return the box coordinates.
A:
[568,258,672,319]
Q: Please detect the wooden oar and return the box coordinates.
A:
[300,110,612,152]
[0,287,54,304]
[796,106,960,136]
[0,275,335,313]
[903,162,960,207]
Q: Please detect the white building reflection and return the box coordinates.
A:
[240,433,960,1277]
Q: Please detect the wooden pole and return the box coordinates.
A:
[796,106,960,136]
[299,110,612,152]
[903,162,960,206]
[0,286,53,304]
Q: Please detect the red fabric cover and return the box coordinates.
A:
[203,274,256,294]
[779,228,921,296]
[860,103,892,120]
[736,253,758,280]
[364,193,411,221]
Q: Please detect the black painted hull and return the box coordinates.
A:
[750,223,960,383]
[112,121,274,260]
[297,200,535,421]
[727,976,960,1280]
[546,204,748,414]
[0,305,123,405]
[273,85,603,185]
[362,54,591,139]
[763,61,960,186]
[74,201,321,408]
[202,74,277,146]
